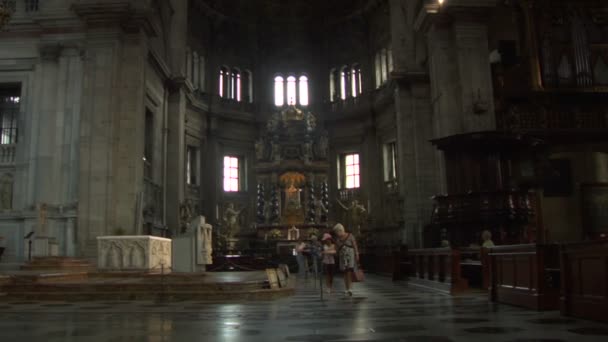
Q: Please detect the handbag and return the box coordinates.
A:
[352,265,365,282]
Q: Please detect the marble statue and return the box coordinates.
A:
[223,203,243,239]
[271,142,281,162]
[313,198,328,223]
[302,142,312,164]
[481,230,495,248]
[190,215,213,265]
[336,199,367,236]
[317,131,328,158]
[179,199,194,233]
[287,226,300,240]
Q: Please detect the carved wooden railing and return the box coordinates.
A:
[406,247,468,294]
[0,144,16,165]
[431,190,534,226]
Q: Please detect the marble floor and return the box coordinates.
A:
[1,275,607,342]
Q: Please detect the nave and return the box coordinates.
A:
[1,275,607,342]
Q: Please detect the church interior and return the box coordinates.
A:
[1,0,608,341]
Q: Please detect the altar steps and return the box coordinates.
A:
[0,271,294,301]
[20,257,95,272]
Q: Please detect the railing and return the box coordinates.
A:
[209,94,256,113]
[431,190,534,226]
[488,244,560,310]
[338,188,360,202]
[0,144,16,165]
[560,240,608,322]
[498,102,608,131]
[406,247,468,294]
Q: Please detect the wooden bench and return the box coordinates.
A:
[460,247,490,290]
[488,244,560,310]
[406,248,468,294]
[560,241,608,322]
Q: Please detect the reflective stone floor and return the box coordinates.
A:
[1,275,607,342]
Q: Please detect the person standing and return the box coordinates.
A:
[333,223,359,296]
[321,233,336,294]
[295,238,309,277]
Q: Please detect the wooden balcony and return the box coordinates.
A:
[431,190,534,226]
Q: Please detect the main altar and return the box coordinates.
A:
[254,105,330,241]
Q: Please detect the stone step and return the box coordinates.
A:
[1,288,293,301]
[20,257,94,271]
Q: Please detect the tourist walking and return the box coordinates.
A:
[321,233,336,293]
[333,223,359,296]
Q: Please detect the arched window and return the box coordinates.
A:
[298,76,309,106]
[375,53,382,88]
[286,76,297,105]
[274,76,284,106]
[351,64,361,98]
[230,68,240,100]
[340,66,351,100]
[329,68,336,102]
[219,66,229,97]
[243,70,253,103]
[380,49,388,83]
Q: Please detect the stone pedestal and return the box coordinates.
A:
[97,236,172,272]
[172,233,205,272]
[33,237,50,257]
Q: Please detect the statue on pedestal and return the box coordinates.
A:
[223,203,243,239]
[336,199,367,237]
[190,215,213,265]
[314,198,328,223]
[288,226,300,240]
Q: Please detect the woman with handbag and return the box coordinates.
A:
[333,223,359,297]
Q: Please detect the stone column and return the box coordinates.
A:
[166,87,187,235]
[193,52,200,90]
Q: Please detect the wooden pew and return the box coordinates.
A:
[560,241,608,323]
[460,247,490,290]
[488,244,560,310]
[406,248,468,294]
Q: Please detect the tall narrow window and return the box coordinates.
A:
[223,156,239,192]
[351,65,362,98]
[380,49,388,83]
[330,71,334,101]
[0,86,19,145]
[186,146,198,185]
[384,142,397,181]
[274,76,284,106]
[299,76,309,106]
[244,70,253,103]
[144,110,154,179]
[375,53,382,88]
[236,72,241,102]
[340,68,347,100]
[286,76,297,105]
[219,69,225,97]
[344,153,360,189]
